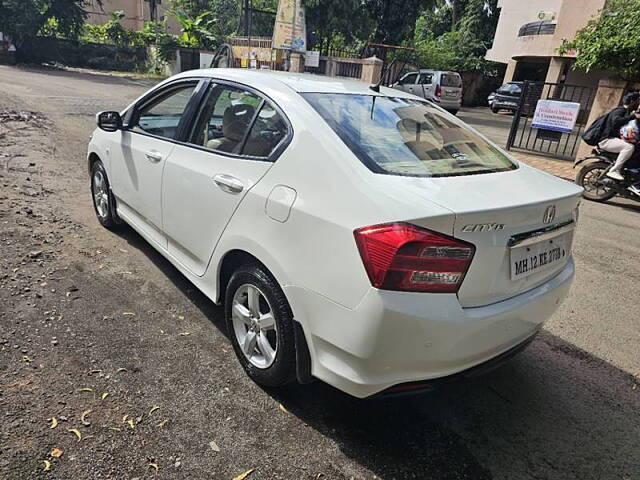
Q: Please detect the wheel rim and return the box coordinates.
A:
[231,284,278,369]
[92,170,109,220]
[582,167,611,197]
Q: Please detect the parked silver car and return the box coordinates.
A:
[392,69,463,114]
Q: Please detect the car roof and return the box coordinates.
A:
[172,68,410,97]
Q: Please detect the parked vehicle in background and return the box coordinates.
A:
[490,81,523,114]
[392,69,463,115]
[488,91,496,108]
[88,69,582,398]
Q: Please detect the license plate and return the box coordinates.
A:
[510,234,569,280]
[446,91,458,97]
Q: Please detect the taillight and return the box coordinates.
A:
[435,85,442,97]
[353,223,475,293]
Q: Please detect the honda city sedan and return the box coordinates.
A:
[88,69,582,398]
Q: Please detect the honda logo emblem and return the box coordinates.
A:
[543,205,556,224]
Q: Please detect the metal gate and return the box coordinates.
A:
[506,81,595,160]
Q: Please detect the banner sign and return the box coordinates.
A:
[272,0,307,52]
[531,100,581,133]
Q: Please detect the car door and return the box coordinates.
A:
[162,81,290,276]
[417,72,434,100]
[112,79,204,248]
[395,73,418,94]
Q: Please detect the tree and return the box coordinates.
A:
[303,0,374,48]
[0,0,97,47]
[366,0,439,46]
[559,0,640,80]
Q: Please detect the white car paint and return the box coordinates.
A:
[88,69,582,398]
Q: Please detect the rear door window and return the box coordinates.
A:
[418,73,433,85]
[242,103,288,158]
[441,74,462,87]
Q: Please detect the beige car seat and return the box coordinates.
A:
[206,104,255,153]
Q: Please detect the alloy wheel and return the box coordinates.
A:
[92,170,109,220]
[231,284,278,369]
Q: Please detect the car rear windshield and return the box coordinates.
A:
[441,74,462,87]
[302,93,517,177]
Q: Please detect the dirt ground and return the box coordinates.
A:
[0,65,639,480]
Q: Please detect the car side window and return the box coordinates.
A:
[133,83,197,140]
[401,73,418,85]
[190,84,262,154]
[418,73,432,85]
[241,103,288,158]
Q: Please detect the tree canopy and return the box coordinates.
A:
[559,0,640,80]
[0,0,95,46]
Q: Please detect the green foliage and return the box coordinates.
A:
[0,0,95,47]
[559,0,640,80]
[82,10,147,47]
[303,0,374,48]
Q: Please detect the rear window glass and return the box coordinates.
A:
[499,83,522,95]
[303,93,516,178]
[441,74,462,87]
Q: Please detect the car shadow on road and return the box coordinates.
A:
[112,224,639,480]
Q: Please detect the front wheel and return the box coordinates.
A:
[575,160,617,202]
[90,160,120,229]
[491,105,500,114]
[225,264,297,387]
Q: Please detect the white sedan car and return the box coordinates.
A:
[88,69,582,398]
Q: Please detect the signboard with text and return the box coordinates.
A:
[272,0,307,52]
[531,100,581,134]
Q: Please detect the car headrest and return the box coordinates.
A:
[223,104,255,142]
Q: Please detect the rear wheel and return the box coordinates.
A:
[576,160,617,202]
[225,264,296,387]
[491,105,500,114]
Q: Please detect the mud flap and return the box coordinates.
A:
[293,320,313,384]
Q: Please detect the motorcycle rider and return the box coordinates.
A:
[598,91,640,180]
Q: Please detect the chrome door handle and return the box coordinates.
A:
[145,151,163,163]
[213,174,244,194]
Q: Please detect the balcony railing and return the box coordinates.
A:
[518,21,557,37]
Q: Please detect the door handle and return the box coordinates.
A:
[145,151,163,163]
[213,174,244,194]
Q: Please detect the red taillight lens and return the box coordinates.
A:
[435,85,442,97]
[354,223,475,293]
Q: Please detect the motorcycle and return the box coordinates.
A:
[575,147,640,202]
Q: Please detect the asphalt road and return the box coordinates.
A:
[1,66,639,480]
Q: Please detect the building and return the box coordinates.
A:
[486,0,607,88]
[85,0,180,33]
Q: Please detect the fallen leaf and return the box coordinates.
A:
[22,355,32,363]
[178,315,185,320]
[148,462,159,471]
[116,367,128,373]
[633,384,637,391]
[87,369,102,375]
[122,312,136,317]
[109,427,121,432]
[68,428,82,442]
[178,332,191,336]
[149,405,160,416]
[156,419,168,429]
[77,387,93,393]
[43,460,51,472]
[49,417,58,429]
[223,387,230,393]
[80,409,92,426]
[101,392,109,401]
[12,267,19,273]
[209,440,220,452]
[278,403,288,414]
[233,468,255,480]
[126,419,135,430]
[50,448,63,458]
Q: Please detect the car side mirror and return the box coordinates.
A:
[96,111,122,132]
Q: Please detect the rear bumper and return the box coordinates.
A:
[285,258,574,398]
[433,97,462,110]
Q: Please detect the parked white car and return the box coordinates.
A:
[88,69,582,398]
[392,69,463,114]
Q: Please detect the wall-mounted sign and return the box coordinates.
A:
[305,50,320,68]
[272,0,307,52]
[531,100,581,134]
[537,11,557,21]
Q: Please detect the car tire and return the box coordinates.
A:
[491,105,500,114]
[90,159,120,229]
[225,264,297,388]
